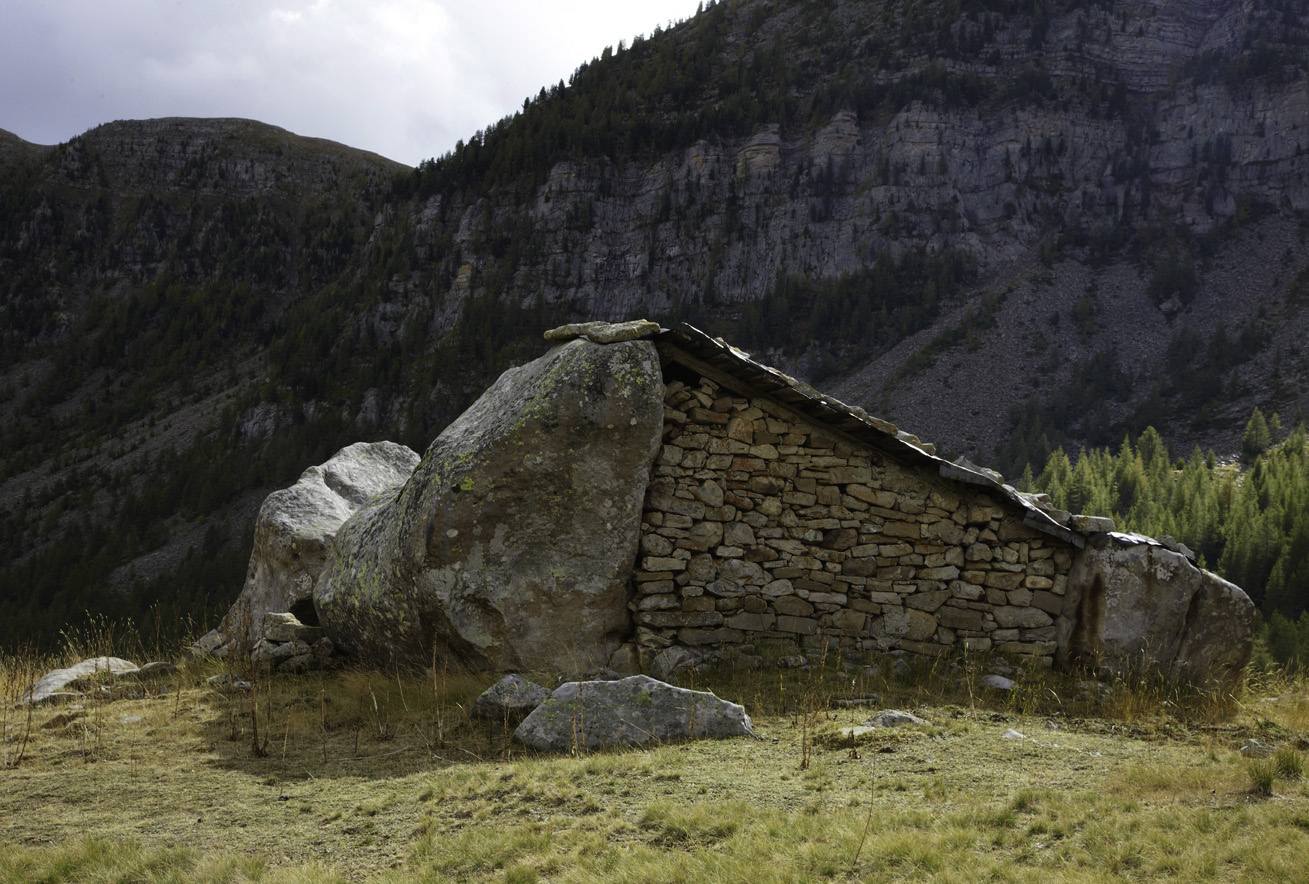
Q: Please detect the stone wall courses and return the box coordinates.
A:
[631,375,1075,669]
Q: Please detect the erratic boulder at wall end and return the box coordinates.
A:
[1055,534,1257,692]
[314,337,665,672]
[223,441,421,644]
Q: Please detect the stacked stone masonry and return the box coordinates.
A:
[632,375,1075,667]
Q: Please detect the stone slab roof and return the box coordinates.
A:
[650,323,1085,548]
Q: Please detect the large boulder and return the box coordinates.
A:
[512,675,754,751]
[222,441,420,644]
[1055,534,1257,691]
[314,337,665,671]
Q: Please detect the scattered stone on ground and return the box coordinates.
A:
[1240,738,1273,758]
[116,661,179,680]
[1075,680,1111,701]
[864,710,926,728]
[470,675,551,724]
[513,675,753,751]
[188,629,228,660]
[608,643,641,675]
[206,674,252,693]
[22,657,138,705]
[649,646,700,682]
[982,674,1017,691]
[1002,728,1026,740]
[40,711,84,730]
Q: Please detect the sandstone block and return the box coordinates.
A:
[726,612,776,632]
[777,616,819,635]
[830,609,866,631]
[992,607,1053,629]
[937,606,984,630]
[1030,591,1063,615]
[905,590,950,612]
[636,611,724,628]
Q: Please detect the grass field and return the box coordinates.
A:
[2,640,1308,884]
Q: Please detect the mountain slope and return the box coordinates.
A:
[374,0,1308,459]
[3,0,1309,645]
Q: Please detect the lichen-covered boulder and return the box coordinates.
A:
[471,674,551,723]
[512,675,754,751]
[1056,534,1256,691]
[314,337,664,671]
[222,441,420,644]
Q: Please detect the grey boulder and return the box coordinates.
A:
[470,675,551,723]
[864,709,927,728]
[512,675,754,751]
[262,612,323,644]
[224,441,420,644]
[22,657,138,705]
[1057,535,1257,691]
[315,338,664,672]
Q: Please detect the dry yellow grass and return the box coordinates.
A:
[2,645,1308,883]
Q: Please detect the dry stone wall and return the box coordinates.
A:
[632,374,1075,669]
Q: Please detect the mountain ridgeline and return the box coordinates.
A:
[2,0,1308,646]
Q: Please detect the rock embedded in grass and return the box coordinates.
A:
[864,709,927,728]
[1241,738,1273,758]
[116,661,179,680]
[205,674,252,694]
[512,674,753,751]
[471,675,551,724]
[22,657,138,705]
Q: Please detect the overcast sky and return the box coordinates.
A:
[0,0,705,167]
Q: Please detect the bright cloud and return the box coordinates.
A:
[0,0,704,165]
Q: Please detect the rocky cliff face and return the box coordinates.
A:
[2,0,1307,644]
[379,0,1309,459]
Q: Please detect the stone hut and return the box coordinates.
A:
[630,324,1253,688]
[633,324,1080,672]
[206,320,1256,691]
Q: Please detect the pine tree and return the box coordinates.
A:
[1242,406,1271,461]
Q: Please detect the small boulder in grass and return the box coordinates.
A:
[471,675,551,724]
[513,675,753,751]
[864,709,927,728]
[23,657,139,705]
[1240,738,1273,758]
[206,674,251,694]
